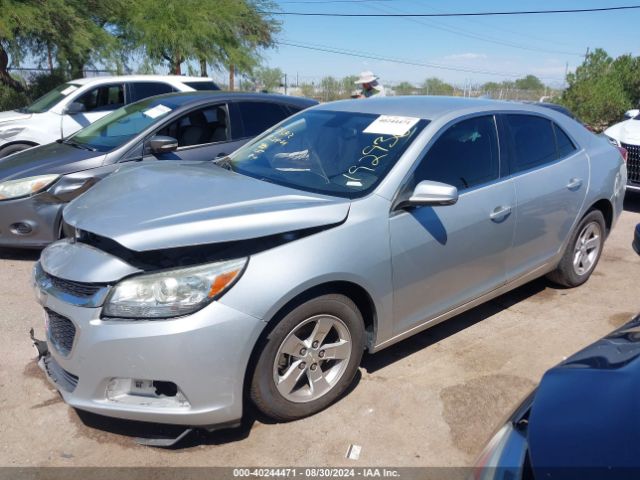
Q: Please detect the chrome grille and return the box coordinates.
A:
[46,309,76,356]
[622,142,640,184]
[42,354,78,392]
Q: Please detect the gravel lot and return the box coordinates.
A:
[1,194,639,468]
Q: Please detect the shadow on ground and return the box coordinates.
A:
[0,247,41,261]
[624,191,640,213]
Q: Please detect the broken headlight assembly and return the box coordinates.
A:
[102,258,247,319]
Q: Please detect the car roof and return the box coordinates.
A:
[313,95,561,120]
[68,75,217,86]
[134,91,318,109]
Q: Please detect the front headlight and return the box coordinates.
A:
[103,258,247,319]
[0,174,60,200]
[0,126,25,139]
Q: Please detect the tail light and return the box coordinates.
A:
[617,146,628,163]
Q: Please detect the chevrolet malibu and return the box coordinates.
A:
[32,97,626,439]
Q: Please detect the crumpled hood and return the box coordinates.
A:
[0,110,31,124]
[63,161,351,251]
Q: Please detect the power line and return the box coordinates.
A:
[264,5,640,16]
[365,1,584,57]
[279,40,562,80]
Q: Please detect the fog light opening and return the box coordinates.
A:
[153,380,178,397]
[10,222,33,236]
[106,377,190,408]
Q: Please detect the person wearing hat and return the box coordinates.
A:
[355,71,386,98]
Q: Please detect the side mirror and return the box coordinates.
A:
[64,102,86,115]
[147,135,178,154]
[400,180,458,208]
[624,109,639,119]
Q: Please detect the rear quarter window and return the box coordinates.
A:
[553,123,577,158]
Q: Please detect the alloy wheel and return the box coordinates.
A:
[573,221,602,276]
[273,314,352,403]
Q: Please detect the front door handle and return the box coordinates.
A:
[566,177,583,190]
[490,205,512,221]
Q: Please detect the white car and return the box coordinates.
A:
[0,75,219,158]
[604,108,640,191]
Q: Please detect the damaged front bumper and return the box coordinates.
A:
[31,241,266,429]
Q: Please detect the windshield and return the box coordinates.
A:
[68,97,179,152]
[21,83,82,114]
[228,110,428,198]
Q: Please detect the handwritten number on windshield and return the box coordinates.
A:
[343,128,417,184]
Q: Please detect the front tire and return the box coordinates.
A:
[0,143,34,158]
[250,294,365,421]
[547,210,606,287]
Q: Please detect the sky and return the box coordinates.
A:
[255,0,640,88]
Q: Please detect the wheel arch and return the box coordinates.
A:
[241,280,378,406]
[586,198,613,234]
[0,140,39,156]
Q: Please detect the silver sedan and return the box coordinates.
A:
[32,97,626,439]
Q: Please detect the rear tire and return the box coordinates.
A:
[250,294,365,422]
[547,210,606,288]
[0,143,34,158]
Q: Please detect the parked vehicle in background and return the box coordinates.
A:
[523,101,578,120]
[0,92,316,248]
[32,97,625,443]
[604,109,640,191]
[474,314,640,480]
[634,223,640,255]
[0,75,220,158]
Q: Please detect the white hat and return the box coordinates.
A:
[355,71,378,84]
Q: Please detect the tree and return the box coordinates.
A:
[340,75,358,97]
[514,75,545,91]
[123,0,279,75]
[561,49,632,127]
[394,81,416,96]
[252,66,283,91]
[319,76,341,101]
[421,77,454,96]
[300,82,316,98]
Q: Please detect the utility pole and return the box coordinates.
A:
[284,73,288,95]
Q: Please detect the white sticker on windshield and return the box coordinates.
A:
[60,85,79,96]
[143,104,172,119]
[363,115,420,136]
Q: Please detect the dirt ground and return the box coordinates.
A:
[1,194,639,468]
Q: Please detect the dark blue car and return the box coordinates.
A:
[474,314,640,480]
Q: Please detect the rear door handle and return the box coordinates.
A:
[566,178,583,190]
[490,205,512,221]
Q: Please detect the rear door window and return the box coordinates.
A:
[129,82,175,103]
[236,101,291,138]
[183,81,220,91]
[504,114,558,173]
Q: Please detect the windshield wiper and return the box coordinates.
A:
[213,155,234,172]
[63,140,96,152]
